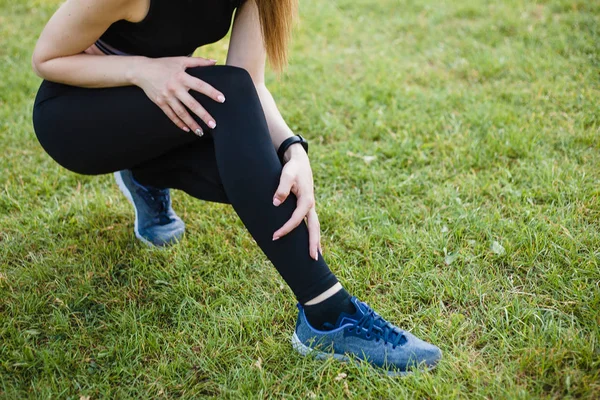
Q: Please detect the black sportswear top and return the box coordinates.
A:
[97,0,245,58]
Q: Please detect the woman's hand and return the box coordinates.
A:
[134,56,226,135]
[272,144,323,261]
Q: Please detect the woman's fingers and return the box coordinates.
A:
[163,58,223,132]
[184,74,226,104]
[306,207,321,260]
[158,103,193,133]
[183,56,218,68]
[273,169,293,206]
[168,97,204,136]
[178,91,217,129]
[272,195,314,240]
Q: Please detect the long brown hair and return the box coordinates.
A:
[254,0,298,72]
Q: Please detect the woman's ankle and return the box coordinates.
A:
[303,286,356,330]
[304,282,343,305]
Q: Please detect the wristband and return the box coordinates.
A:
[277,135,308,164]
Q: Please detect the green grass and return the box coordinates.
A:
[1,0,599,398]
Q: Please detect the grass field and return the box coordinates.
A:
[1,0,599,398]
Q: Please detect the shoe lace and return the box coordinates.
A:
[349,303,406,348]
[136,187,172,225]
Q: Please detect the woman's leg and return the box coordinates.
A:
[33,65,340,304]
[134,66,348,305]
[33,65,442,372]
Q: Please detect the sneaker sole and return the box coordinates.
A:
[114,171,155,247]
[291,332,414,377]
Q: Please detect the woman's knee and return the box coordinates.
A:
[185,65,267,138]
[186,65,256,99]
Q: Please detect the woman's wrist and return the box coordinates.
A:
[283,142,308,163]
[126,56,149,86]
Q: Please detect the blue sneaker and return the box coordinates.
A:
[292,297,442,375]
[114,170,185,247]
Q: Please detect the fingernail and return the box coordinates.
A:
[195,128,204,137]
[182,126,190,132]
[273,198,281,206]
[272,236,280,241]
[210,59,218,63]
[313,252,318,261]
[218,95,226,103]
[208,121,216,129]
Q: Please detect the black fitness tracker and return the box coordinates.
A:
[277,135,308,164]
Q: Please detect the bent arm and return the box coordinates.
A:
[226,0,301,159]
[31,0,148,88]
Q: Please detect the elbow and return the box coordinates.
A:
[31,58,42,78]
[245,69,265,88]
[31,50,49,79]
[253,80,267,94]
[251,75,265,87]
[245,67,265,86]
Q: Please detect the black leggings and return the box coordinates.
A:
[32,65,339,304]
